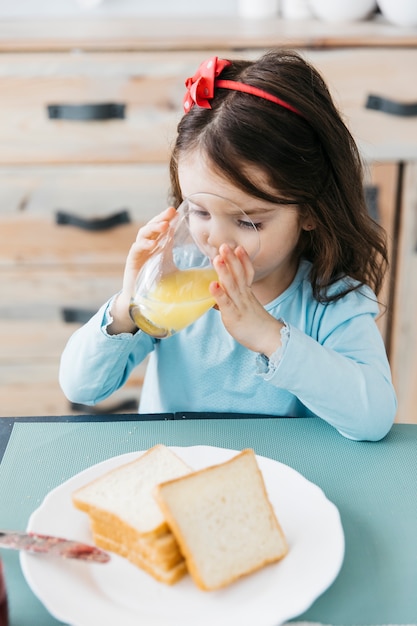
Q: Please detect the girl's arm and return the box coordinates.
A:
[59,300,154,406]
[107,206,177,335]
[259,304,397,441]
[210,245,396,440]
[59,207,177,405]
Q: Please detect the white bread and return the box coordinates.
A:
[90,517,181,563]
[93,533,187,585]
[155,449,288,591]
[72,444,191,584]
[73,444,192,537]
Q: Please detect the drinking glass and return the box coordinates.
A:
[129,193,260,338]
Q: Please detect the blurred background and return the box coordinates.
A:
[0,0,416,421]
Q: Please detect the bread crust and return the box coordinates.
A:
[94,533,187,585]
[155,449,288,591]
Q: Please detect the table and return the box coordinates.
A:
[0,414,416,626]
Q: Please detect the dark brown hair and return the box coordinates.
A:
[169,50,388,302]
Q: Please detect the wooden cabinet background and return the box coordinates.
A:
[0,18,416,421]
[390,163,417,424]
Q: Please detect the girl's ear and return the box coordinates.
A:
[299,209,316,232]
[301,218,316,231]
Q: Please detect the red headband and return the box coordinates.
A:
[183,56,303,118]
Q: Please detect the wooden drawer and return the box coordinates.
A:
[0,164,165,416]
[1,266,126,320]
[0,164,170,217]
[1,213,137,266]
[305,48,417,161]
[0,164,169,305]
[0,51,232,164]
[1,47,416,163]
[0,321,147,418]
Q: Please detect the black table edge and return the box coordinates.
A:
[0,412,285,463]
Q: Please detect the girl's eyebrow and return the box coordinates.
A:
[244,202,299,216]
[243,208,270,215]
[241,207,277,218]
[220,207,271,219]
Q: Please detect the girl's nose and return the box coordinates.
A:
[206,219,236,255]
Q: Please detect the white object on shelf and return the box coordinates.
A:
[308,0,377,22]
[281,0,312,19]
[377,0,417,26]
[0,0,242,18]
[75,0,103,8]
[238,0,279,18]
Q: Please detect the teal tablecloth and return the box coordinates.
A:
[0,416,416,626]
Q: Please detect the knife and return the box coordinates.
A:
[0,531,110,563]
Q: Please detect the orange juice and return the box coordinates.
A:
[130,268,217,337]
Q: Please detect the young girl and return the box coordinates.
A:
[59,50,397,441]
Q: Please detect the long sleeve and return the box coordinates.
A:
[259,317,396,441]
[59,301,154,405]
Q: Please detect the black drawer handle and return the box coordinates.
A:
[61,307,97,324]
[366,94,417,117]
[47,103,126,121]
[55,209,131,231]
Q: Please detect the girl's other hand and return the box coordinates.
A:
[123,206,177,293]
[108,206,177,335]
[210,244,284,356]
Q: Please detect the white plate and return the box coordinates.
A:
[21,446,344,626]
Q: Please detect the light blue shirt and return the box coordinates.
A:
[59,260,397,441]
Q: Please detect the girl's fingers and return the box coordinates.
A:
[149,205,177,224]
[120,207,177,305]
[135,206,177,243]
[213,244,254,290]
[124,207,177,278]
[234,245,255,284]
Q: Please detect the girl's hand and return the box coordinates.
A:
[210,244,284,356]
[108,206,177,334]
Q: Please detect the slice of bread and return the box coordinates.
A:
[72,444,191,584]
[73,444,192,537]
[90,517,181,563]
[155,449,288,591]
[93,533,187,585]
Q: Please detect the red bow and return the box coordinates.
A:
[183,56,231,113]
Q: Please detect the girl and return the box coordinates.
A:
[59,50,397,440]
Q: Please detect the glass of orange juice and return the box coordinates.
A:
[129,193,260,338]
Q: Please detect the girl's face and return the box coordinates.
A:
[177,150,313,301]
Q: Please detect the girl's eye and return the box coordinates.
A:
[238,219,263,231]
[189,208,210,219]
[189,207,262,231]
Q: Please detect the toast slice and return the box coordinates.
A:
[72,444,192,583]
[93,533,187,585]
[155,449,288,591]
[90,517,181,563]
[73,444,192,537]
